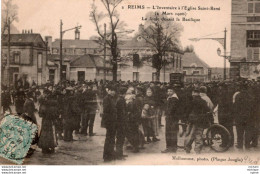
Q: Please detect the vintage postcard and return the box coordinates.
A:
[0,0,260,167]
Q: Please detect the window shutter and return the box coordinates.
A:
[255,3,260,13]
[254,48,259,61]
[248,48,253,60]
[248,3,254,13]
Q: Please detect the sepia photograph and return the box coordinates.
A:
[0,0,260,168]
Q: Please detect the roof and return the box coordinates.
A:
[182,52,210,68]
[52,38,183,53]
[70,55,96,68]
[49,54,112,69]
[48,54,79,61]
[52,39,101,49]
[2,34,46,47]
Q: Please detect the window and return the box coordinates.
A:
[247,30,260,47]
[254,48,260,60]
[133,72,139,81]
[49,69,55,83]
[37,53,42,69]
[247,16,260,22]
[152,72,158,81]
[256,3,260,13]
[11,52,21,64]
[248,2,260,13]
[14,52,20,64]
[248,3,254,13]
[193,70,200,75]
[183,70,187,75]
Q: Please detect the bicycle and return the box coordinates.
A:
[177,118,232,153]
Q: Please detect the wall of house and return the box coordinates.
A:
[183,66,209,82]
[231,0,260,79]
[2,46,47,86]
[70,67,96,81]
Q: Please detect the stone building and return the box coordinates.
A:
[231,0,260,80]
[48,25,183,83]
[1,32,48,86]
[182,52,210,83]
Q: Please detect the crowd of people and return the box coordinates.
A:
[1,78,260,162]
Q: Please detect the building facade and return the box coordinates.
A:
[182,52,210,83]
[231,0,260,80]
[49,26,183,83]
[1,33,48,87]
[210,67,230,81]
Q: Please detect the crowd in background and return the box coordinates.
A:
[1,78,260,161]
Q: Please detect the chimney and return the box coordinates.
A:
[75,28,80,40]
[31,29,33,33]
[22,29,24,34]
[45,36,53,54]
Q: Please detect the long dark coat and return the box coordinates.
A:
[38,95,58,149]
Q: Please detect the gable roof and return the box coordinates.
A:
[182,52,210,68]
[52,39,101,49]
[52,38,183,53]
[2,34,46,47]
[49,54,112,69]
[70,55,96,68]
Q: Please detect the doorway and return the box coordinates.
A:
[78,71,85,82]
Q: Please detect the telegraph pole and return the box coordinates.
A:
[224,28,227,80]
[7,17,11,87]
[104,23,106,81]
[60,20,63,82]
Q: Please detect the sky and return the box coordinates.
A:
[10,0,231,67]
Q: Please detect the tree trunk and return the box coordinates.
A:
[156,68,160,82]
[112,60,117,82]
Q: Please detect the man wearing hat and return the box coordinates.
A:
[103,85,117,162]
[23,91,37,124]
[161,86,179,153]
[233,83,255,149]
[115,87,128,160]
[184,88,210,154]
[85,82,98,136]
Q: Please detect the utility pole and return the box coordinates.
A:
[224,28,227,80]
[60,20,63,83]
[7,17,11,87]
[104,23,106,81]
[59,20,81,83]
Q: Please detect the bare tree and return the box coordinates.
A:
[1,0,19,36]
[90,0,127,81]
[140,11,183,81]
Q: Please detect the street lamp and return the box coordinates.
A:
[60,20,82,82]
[216,48,231,80]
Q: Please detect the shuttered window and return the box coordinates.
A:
[248,3,254,13]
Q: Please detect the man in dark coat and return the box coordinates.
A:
[217,84,234,147]
[161,86,179,153]
[233,84,255,149]
[85,83,98,136]
[23,91,37,124]
[103,86,117,162]
[1,87,12,113]
[15,87,25,115]
[115,87,127,160]
[62,87,78,142]
[184,88,210,154]
[80,84,89,135]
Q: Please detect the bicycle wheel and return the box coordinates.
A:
[206,124,231,152]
